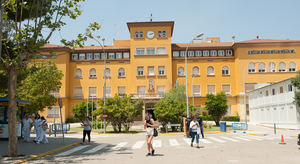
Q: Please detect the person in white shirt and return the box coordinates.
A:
[33,114,41,143]
[22,114,33,142]
[37,116,48,144]
[189,116,200,148]
[81,116,92,144]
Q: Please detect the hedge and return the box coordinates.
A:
[201,116,240,122]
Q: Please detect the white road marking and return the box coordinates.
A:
[234,136,251,141]
[83,144,108,154]
[183,138,191,145]
[110,142,128,151]
[169,139,180,146]
[244,135,263,141]
[199,139,212,144]
[219,136,239,142]
[131,141,145,149]
[55,145,90,157]
[153,140,162,148]
[208,137,226,143]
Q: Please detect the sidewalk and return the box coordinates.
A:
[0,135,81,164]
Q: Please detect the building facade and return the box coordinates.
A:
[249,79,300,129]
[37,21,300,122]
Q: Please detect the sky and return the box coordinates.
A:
[48,0,300,46]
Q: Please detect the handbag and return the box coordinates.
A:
[153,128,158,137]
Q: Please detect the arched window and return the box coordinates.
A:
[104,68,111,78]
[89,68,96,78]
[289,62,296,72]
[248,62,255,73]
[269,62,276,72]
[75,68,82,78]
[177,67,185,76]
[279,62,286,72]
[118,68,125,77]
[222,66,229,75]
[258,63,266,72]
[192,66,200,76]
[207,66,214,75]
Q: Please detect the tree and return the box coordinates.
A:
[205,92,228,126]
[163,84,186,103]
[72,101,95,123]
[291,71,300,106]
[0,0,87,156]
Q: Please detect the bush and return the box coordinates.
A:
[201,115,213,121]
[222,116,240,122]
[65,117,80,123]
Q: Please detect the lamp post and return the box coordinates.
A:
[185,33,204,118]
[101,38,107,134]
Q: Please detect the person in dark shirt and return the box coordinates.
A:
[196,113,204,138]
[186,114,192,138]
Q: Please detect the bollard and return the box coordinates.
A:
[274,123,276,135]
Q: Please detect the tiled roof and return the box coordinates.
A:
[237,39,300,44]
[172,42,233,48]
[41,44,67,49]
[74,46,130,51]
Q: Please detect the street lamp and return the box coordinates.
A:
[185,33,204,118]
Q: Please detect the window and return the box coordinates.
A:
[289,62,296,72]
[248,50,254,54]
[265,90,269,96]
[89,68,96,78]
[162,31,167,37]
[101,53,107,59]
[87,53,93,59]
[177,67,185,76]
[72,54,78,60]
[47,107,59,118]
[105,87,111,98]
[104,68,110,78]
[137,66,144,76]
[89,87,97,98]
[180,51,186,57]
[210,50,217,56]
[280,86,284,93]
[51,55,56,59]
[135,31,144,38]
[195,51,202,57]
[135,32,139,38]
[157,86,165,96]
[207,85,216,94]
[137,86,146,96]
[148,79,155,91]
[123,52,130,58]
[79,53,85,60]
[75,69,82,78]
[188,51,194,57]
[136,48,145,55]
[248,63,255,73]
[158,31,162,38]
[158,66,165,75]
[288,49,294,53]
[118,86,126,95]
[139,32,144,38]
[116,52,122,59]
[173,51,179,57]
[147,48,155,55]
[288,84,293,92]
[192,66,200,76]
[192,85,201,97]
[157,47,166,55]
[269,62,276,72]
[158,31,167,38]
[258,63,266,72]
[278,50,285,54]
[148,66,155,76]
[272,88,276,95]
[41,55,48,59]
[222,66,229,75]
[203,51,209,57]
[207,66,215,75]
[279,62,286,72]
[258,50,264,54]
[108,52,115,59]
[218,50,225,56]
[268,50,274,54]
[94,53,100,59]
[118,68,125,77]
[226,50,233,56]
[74,87,82,98]
[222,84,231,95]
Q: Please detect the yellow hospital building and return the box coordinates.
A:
[37,21,300,122]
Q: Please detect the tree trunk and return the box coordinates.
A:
[7,65,18,157]
[215,121,220,126]
[118,123,122,132]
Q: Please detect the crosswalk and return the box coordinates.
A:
[53,134,290,157]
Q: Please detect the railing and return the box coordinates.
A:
[130,93,164,98]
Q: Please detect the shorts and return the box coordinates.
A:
[146,128,154,136]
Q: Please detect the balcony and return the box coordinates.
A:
[130,93,164,100]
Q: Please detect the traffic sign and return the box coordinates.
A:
[102,113,108,119]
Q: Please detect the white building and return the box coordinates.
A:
[249,78,300,129]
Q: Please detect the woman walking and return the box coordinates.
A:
[82,116,92,144]
[37,116,48,144]
[22,114,33,142]
[144,113,155,156]
[189,116,200,148]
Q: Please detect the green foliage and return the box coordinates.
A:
[201,115,213,121]
[162,84,186,103]
[93,94,143,132]
[17,61,63,113]
[205,92,228,126]
[291,71,300,106]
[72,101,96,123]
[222,116,240,122]
[65,117,80,123]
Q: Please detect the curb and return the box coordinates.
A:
[13,142,82,164]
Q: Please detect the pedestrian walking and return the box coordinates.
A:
[144,113,155,156]
[33,114,41,143]
[196,113,204,138]
[189,116,200,148]
[22,114,33,142]
[81,116,92,144]
[37,116,48,144]
[186,113,192,138]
